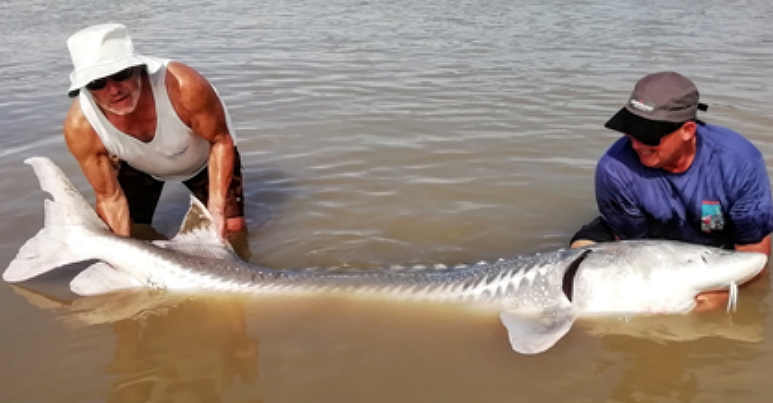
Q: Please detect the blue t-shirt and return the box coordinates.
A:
[595,123,773,248]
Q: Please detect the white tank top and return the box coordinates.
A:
[79,57,237,181]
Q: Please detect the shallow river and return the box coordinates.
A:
[2,0,773,402]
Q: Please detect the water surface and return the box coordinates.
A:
[2,0,773,402]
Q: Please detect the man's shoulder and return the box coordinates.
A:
[598,137,640,172]
[165,61,211,92]
[698,123,764,164]
[63,98,92,134]
[62,97,106,157]
[163,61,220,111]
[165,60,194,76]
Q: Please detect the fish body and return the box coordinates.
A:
[3,157,767,354]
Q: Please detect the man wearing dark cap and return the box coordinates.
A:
[570,72,773,308]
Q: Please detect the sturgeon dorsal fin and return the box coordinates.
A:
[154,195,242,261]
[499,304,576,354]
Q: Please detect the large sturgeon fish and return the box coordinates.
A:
[3,157,767,354]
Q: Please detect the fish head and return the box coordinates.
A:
[572,240,767,315]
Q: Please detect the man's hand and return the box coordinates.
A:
[210,210,228,242]
[694,291,730,313]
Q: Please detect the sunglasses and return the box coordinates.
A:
[628,121,686,147]
[85,67,136,91]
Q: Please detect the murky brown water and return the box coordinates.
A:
[2,0,773,402]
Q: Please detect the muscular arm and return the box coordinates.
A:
[63,101,132,237]
[166,62,236,239]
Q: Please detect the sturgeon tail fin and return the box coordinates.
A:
[3,157,108,282]
[25,156,106,230]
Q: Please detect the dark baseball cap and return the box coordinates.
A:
[605,71,708,146]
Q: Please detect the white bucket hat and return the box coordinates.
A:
[67,23,162,97]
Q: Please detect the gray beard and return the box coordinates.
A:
[100,77,142,116]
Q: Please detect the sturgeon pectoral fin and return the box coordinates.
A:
[499,306,576,354]
[70,262,144,296]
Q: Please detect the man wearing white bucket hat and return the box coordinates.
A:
[63,23,245,242]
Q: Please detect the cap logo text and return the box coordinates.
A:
[629,99,654,113]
